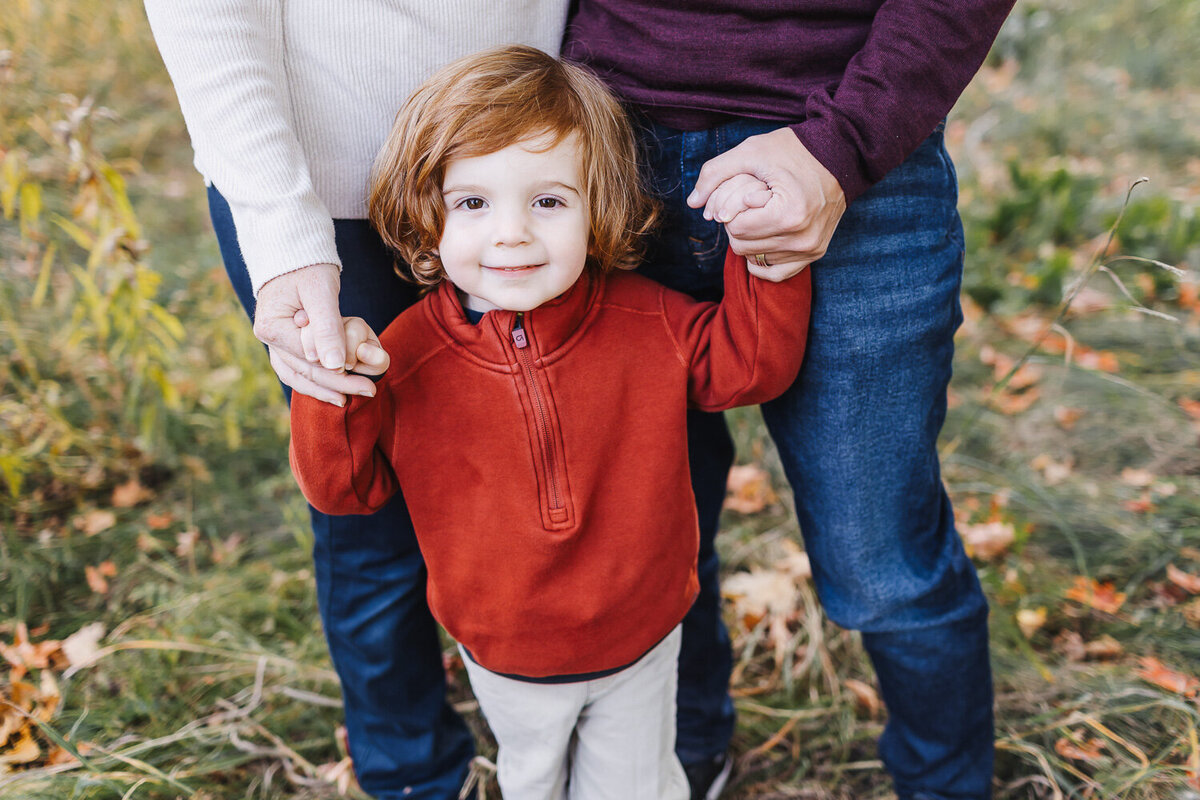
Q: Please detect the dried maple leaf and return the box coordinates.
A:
[1064,576,1126,615]
[724,464,777,515]
[1054,734,1106,762]
[1136,656,1199,697]
[843,678,881,717]
[1168,564,1200,595]
[1053,630,1086,662]
[0,728,41,766]
[960,520,1016,560]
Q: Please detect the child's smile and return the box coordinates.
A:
[439,132,589,314]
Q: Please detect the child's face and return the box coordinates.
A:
[438,132,589,313]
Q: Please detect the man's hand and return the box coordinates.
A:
[688,127,847,282]
[253,263,379,405]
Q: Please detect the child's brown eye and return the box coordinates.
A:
[535,197,562,209]
[461,197,485,210]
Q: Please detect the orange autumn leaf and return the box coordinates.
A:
[146,512,174,530]
[1180,398,1200,420]
[84,565,109,595]
[110,478,153,508]
[1064,576,1126,614]
[843,678,882,718]
[1053,405,1084,430]
[1136,656,1199,697]
[1122,493,1156,514]
[1075,348,1119,373]
[1054,735,1106,763]
[993,386,1040,415]
[1167,564,1200,594]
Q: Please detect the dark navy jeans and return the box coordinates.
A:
[636,118,995,799]
[209,188,474,799]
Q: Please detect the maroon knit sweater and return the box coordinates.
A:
[564,0,1015,202]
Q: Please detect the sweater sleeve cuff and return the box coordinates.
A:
[789,120,871,205]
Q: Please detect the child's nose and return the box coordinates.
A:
[492,207,532,247]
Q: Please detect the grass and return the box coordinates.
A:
[2,0,1199,798]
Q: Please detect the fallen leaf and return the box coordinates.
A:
[1016,607,1047,639]
[1120,468,1155,487]
[724,464,778,514]
[84,565,109,595]
[1067,286,1112,314]
[0,728,40,766]
[1053,406,1085,430]
[1054,734,1106,762]
[110,478,153,508]
[61,623,105,668]
[175,529,200,559]
[776,539,812,581]
[843,678,881,717]
[1083,634,1123,660]
[1031,454,1072,485]
[74,510,116,537]
[316,756,358,796]
[723,569,799,630]
[1075,349,1119,373]
[1167,564,1200,594]
[1136,656,1199,696]
[993,386,1040,415]
[960,520,1016,560]
[1122,493,1156,514]
[1065,577,1126,615]
[145,512,174,530]
[97,561,117,577]
[211,533,244,565]
[1153,482,1178,498]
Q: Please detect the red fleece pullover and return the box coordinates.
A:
[290,251,811,678]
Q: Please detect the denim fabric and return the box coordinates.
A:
[636,120,995,799]
[208,187,474,800]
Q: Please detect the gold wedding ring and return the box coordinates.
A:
[753,253,770,268]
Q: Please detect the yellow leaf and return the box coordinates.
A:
[1016,607,1047,639]
[1064,576,1126,615]
[0,729,41,766]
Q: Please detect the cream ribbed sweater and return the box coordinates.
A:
[144,1,569,295]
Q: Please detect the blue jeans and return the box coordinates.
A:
[208,188,474,800]
[636,119,995,799]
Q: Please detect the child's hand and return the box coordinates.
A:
[698,173,772,226]
[296,312,389,376]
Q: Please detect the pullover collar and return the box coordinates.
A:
[424,270,601,366]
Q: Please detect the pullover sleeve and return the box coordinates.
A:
[663,251,812,412]
[143,0,341,295]
[792,0,1015,202]
[289,386,399,516]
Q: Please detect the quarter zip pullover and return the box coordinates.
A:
[290,251,811,678]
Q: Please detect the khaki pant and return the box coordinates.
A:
[461,626,689,800]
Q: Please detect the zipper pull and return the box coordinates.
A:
[511,313,529,349]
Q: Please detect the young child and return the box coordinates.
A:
[288,46,812,800]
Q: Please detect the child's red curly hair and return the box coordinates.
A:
[368,45,658,286]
